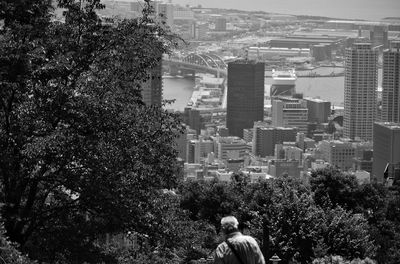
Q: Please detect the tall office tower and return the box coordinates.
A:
[226,60,265,138]
[373,122,400,183]
[382,41,400,123]
[141,62,163,106]
[343,43,378,141]
[272,97,308,133]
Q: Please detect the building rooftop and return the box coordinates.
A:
[375,122,400,130]
[305,97,329,103]
[270,38,337,43]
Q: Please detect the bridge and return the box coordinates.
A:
[163,53,228,77]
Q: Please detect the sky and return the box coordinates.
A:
[164,0,400,21]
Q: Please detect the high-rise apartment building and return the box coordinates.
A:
[381,41,400,123]
[226,60,265,138]
[373,122,400,183]
[344,42,378,141]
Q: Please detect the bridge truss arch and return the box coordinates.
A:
[205,53,227,69]
[183,53,227,70]
[183,53,211,68]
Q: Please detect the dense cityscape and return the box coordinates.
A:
[106,0,400,185]
[1,0,400,263]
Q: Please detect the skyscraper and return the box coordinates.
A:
[344,42,378,141]
[226,60,265,138]
[382,41,400,123]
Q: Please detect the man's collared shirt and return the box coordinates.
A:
[214,232,265,264]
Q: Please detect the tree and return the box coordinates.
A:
[0,217,35,264]
[1,0,183,262]
[315,207,375,259]
[312,256,376,264]
[178,179,243,229]
[179,177,376,264]
[239,178,374,263]
[111,192,218,264]
[310,167,359,209]
[368,185,400,264]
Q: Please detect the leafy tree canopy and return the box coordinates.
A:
[1,0,184,262]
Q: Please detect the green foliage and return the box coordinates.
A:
[310,167,400,263]
[179,177,376,264]
[310,167,359,209]
[0,219,35,264]
[315,207,375,259]
[1,0,184,262]
[2,0,400,263]
[312,256,376,264]
[178,179,243,228]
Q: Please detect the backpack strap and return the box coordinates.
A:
[225,239,245,264]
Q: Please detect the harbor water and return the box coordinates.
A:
[163,68,383,112]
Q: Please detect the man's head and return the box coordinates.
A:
[220,216,239,235]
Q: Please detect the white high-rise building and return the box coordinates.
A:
[382,41,400,123]
[344,42,378,141]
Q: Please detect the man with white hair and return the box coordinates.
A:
[214,216,265,264]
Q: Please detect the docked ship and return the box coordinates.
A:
[270,69,297,97]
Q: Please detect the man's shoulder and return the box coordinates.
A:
[234,234,257,243]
